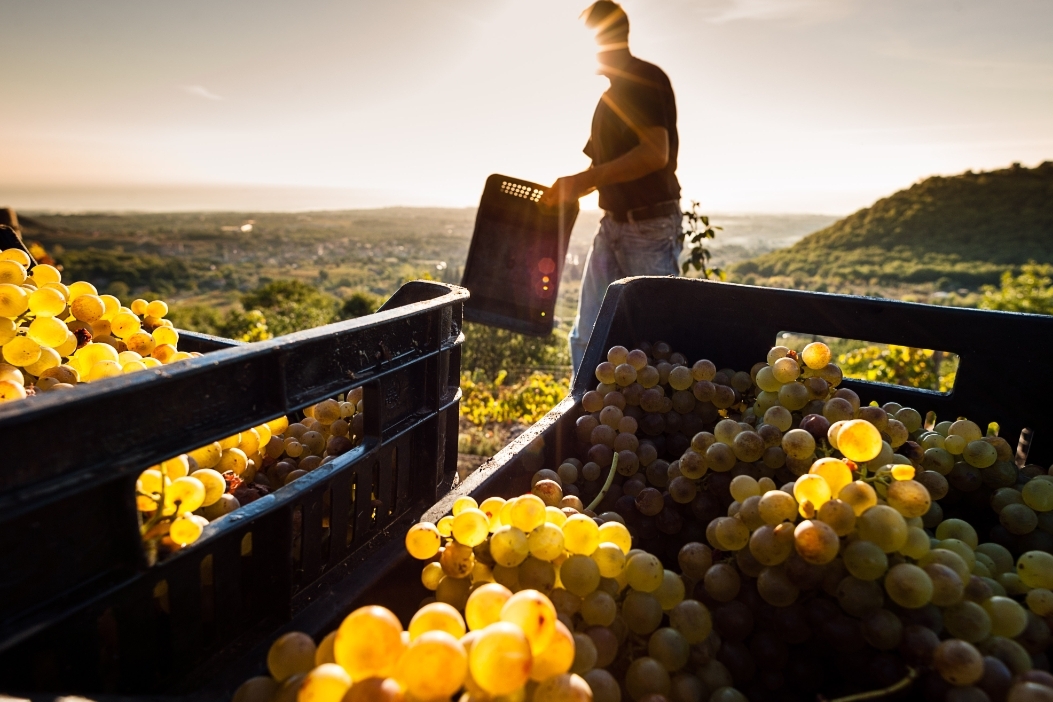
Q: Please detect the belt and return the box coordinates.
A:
[608,200,681,224]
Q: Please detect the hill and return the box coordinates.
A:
[734,161,1053,292]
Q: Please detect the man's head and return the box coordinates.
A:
[582,1,629,61]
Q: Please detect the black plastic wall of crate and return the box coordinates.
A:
[0,281,466,695]
[195,277,1053,699]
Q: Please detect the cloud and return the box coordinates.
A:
[181,85,223,101]
[695,0,856,24]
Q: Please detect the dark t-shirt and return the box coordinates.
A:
[584,57,680,215]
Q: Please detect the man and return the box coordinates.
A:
[539,1,682,374]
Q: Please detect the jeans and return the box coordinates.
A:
[569,211,681,374]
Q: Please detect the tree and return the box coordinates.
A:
[838,345,957,393]
[240,279,341,336]
[678,201,723,279]
[979,262,1053,316]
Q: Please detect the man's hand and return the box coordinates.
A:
[539,173,593,209]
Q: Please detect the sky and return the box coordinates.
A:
[2,0,1051,213]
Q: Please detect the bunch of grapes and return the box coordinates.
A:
[394,491,747,702]
[0,246,197,404]
[137,390,364,562]
[234,588,594,702]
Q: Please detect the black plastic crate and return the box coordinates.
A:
[460,174,579,336]
[0,280,467,695]
[184,277,1053,699]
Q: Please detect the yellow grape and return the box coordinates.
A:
[297,664,351,702]
[490,525,530,567]
[152,325,179,346]
[25,347,60,376]
[597,521,632,554]
[839,480,878,516]
[466,582,514,631]
[468,622,532,695]
[0,259,26,284]
[0,379,27,402]
[232,676,278,702]
[857,505,909,553]
[559,554,601,597]
[793,474,831,512]
[188,442,222,469]
[652,570,686,610]
[421,562,444,590]
[546,505,568,526]
[528,522,566,561]
[562,514,600,555]
[625,552,665,593]
[3,336,41,367]
[0,283,29,317]
[27,316,68,347]
[837,419,883,462]
[809,458,852,497]
[169,515,205,546]
[452,495,478,516]
[28,287,65,317]
[436,515,454,537]
[333,606,406,682]
[510,495,547,532]
[802,342,832,369]
[530,620,575,681]
[405,522,442,560]
[267,632,317,682]
[500,589,557,655]
[166,476,206,514]
[88,360,123,381]
[590,542,626,578]
[31,263,61,285]
[408,602,466,640]
[394,630,467,700]
[479,496,507,529]
[452,508,490,547]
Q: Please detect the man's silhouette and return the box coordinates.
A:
[540,1,681,374]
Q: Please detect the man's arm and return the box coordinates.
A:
[539,126,669,207]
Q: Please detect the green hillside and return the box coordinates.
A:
[734,161,1053,290]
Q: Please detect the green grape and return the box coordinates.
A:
[518,556,556,592]
[435,574,471,610]
[587,542,625,579]
[757,564,800,606]
[887,479,932,518]
[668,599,712,644]
[560,554,601,597]
[625,657,671,700]
[782,429,816,460]
[945,434,967,454]
[1018,550,1053,589]
[936,519,979,548]
[465,581,513,632]
[839,480,878,516]
[837,576,885,617]
[714,418,742,445]
[528,522,565,561]
[715,517,750,551]
[749,523,794,566]
[469,622,532,695]
[711,687,750,702]
[922,563,964,609]
[570,632,598,675]
[583,669,620,702]
[1023,479,1053,512]
[900,527,932,560]
[963,440,997,468]
[944,601,992,642]
[1027,588,1053,615]
[534,673,593,701]
[843,539,889,581]
[652,570,686,610]
[563,514,601,555]
[919,548,969,581]
[794,520,839,565]
[648,628,689,672]
[933,639,984,686]
[771,356,800,383]
[489,525,529,568]
[759,490,798,525]
[625,552,665,592]
[861,609,903,651]
[1001,503,1038,535]
[577,590,615,626]
[730,475,760,502]
[856,505,908,553]
[677,542,713,579]
[976,542,1014,575]
[622,590,663,635]
[232,676,278,702]
[884,563,933,608]
[764,405,793,431]
[939,539,977,571]
[703,563,741,602]
[983,596,1028,638]
[817,499,856,536]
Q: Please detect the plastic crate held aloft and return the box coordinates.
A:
[0,280,467,695]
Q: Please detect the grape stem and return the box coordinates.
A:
[586,452,619,513]
[819,667,918,702]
